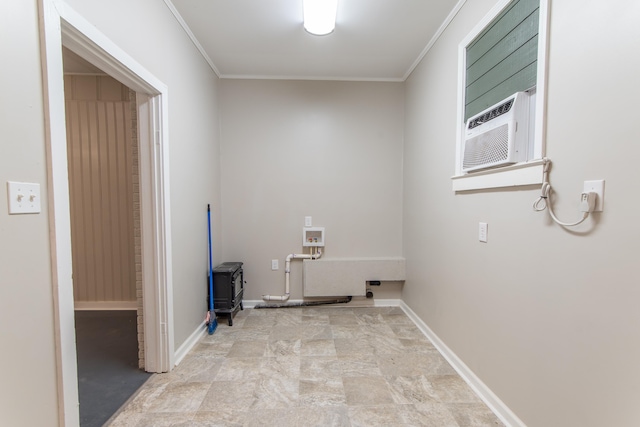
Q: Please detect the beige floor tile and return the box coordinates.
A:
[376,352,430,377]
[226,340,268,357]
[331,324,364,339]
[300,356,342,380]
[111,381,168,414]
[192,409,251,427]
[299,378,346,406]
[290,406,351,427]
[448,402,505,426]
[221,326,272,342]
[428,375,484,403]
[268,324,305,340]
[274,311,303,326]
[305,307,355,316]
[106,410,143,427]
[145,382,211,413]
[242,315,275,328]
[300,338,337,356]
[243,406,351,427]
[354,312,385,325]
[169,355,224,383]
[399,336,437,353]
[359,322,397,338]
[347,404,403,427]
[302,314,330,325]
[329,313,359,325]
[382,313,415,324]
[133,412,195,427]
[215,357,263,381]
[389,323,426,339]
[261,355,300,379]
[377,351,456,376]
[336,355,382,377]
[251,376,298,409]
[302,324,333,340]
[189,340,234,357]
[109,307,502,427]
[199,380,258,410]
[265,339,301,357]
[343,376,395,406]
[420,351,458,375]
[334,337,375,357]
[398,402,461,426]
[363,333,405,355]
[386,375,439,405]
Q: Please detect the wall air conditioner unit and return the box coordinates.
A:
[462,91,530,173]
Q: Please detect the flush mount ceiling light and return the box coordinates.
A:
[303,0,338,36]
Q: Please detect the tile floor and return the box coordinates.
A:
[108,306,504,426]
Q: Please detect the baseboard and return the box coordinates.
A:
[244,298,402,309]
[173,322,206,367]
[373,298,401,307]
[399,301,525,427]
[74,301,138,310]
[243,300,259,309]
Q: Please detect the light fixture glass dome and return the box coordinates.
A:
[303,0,338,36]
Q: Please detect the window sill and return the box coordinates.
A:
[451,159,545,192]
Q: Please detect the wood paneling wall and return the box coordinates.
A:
[65,75,136,303]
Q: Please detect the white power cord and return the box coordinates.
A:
[533,158,596,227]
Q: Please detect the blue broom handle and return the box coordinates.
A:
[208,205,214,311]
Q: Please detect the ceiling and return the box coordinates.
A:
[167,0,463,81]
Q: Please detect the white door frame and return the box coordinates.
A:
[39,1,174,425]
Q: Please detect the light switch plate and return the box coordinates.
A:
[7,181,41,214]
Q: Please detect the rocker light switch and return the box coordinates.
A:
[7,181,41,214]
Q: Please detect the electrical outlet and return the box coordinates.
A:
[271,259,279,270]
[305,216,312,227]
[479,222,488,243]
[583,180,605,212]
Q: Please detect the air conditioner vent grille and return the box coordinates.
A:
[463,124,510,169]
[467,99,514,130]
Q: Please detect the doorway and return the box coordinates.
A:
[63,50,152,426]
[39,1,175,424]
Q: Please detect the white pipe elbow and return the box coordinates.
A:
[266,250,323,304]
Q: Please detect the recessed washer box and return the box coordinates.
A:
[303,227,325,247]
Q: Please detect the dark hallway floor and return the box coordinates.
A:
[75,310,152,427]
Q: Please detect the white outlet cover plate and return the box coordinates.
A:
[583,180,604,212]
[271,259,279,270]
[479,222,488,243]
[305,216,312,227]
[7,181,41,214]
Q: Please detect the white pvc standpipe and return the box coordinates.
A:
[262,248,322,302]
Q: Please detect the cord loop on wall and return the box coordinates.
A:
[533,158,590,227]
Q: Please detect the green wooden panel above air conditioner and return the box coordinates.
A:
[465,0,540,121]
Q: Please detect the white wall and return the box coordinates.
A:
[402,0,640,426]
[219,79,404,300]
[1,1,221,424]
[0,2,60,424]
